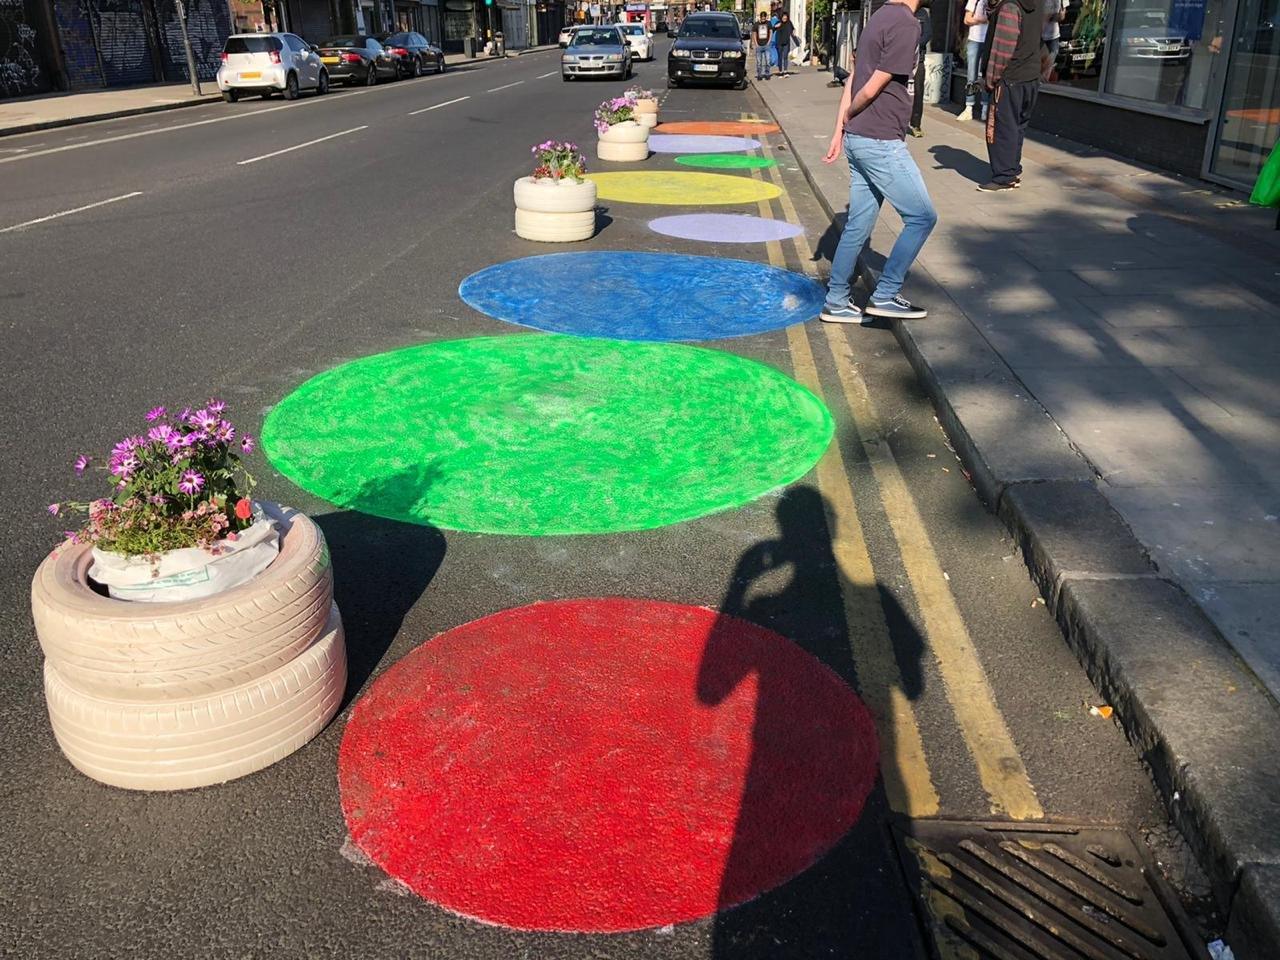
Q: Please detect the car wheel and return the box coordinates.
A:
[438,55,446,73]
[317,71,329,95]
[282,72,299,100]
[366,64,377,85]
[562,73,571,81]
[222,89,238,103]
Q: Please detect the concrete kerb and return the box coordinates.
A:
[757,79,1280,959]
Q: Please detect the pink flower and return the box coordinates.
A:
[207,398,226,415]
[73,455,91,474]
[240,435,255,454]
[178,470,205,495]
[146,406,166,422]
[47,503,60,516]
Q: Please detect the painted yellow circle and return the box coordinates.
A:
[587,171,782,206]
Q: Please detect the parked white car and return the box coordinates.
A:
[620,23,654,60]
[558,25,579,47]
[217,33,329,101]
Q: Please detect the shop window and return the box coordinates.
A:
[1099,0,1226,107]
[1051,0,1111,91]
[1211,0,1280,182]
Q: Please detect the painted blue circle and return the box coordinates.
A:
[459,252,824,342]
[647,134,762,154]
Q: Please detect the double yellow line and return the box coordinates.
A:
[745,114,1043,822]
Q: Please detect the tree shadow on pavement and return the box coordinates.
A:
[313,464,447,707]
[696,484,928,957]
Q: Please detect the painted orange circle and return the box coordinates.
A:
[654,120,781,136]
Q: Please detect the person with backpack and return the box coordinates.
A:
[980,0,1045,191]
[753,11,774,81]
[820,0,937,322]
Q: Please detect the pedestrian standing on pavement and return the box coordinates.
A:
[753,11,774,81]
[980,0,1045,191]
[1042,0,1065,76]
[820,0,937,323]
[773,13,796,76]
[963,0,989,119]
[908,0,932,137]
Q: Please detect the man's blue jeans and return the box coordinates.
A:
[966,39,988,113]
[755,47,770,78]
[826,134,937,308]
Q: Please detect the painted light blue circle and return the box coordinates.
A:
[459,252,825,342]
[647,134,762,154]
[649,214,805,244]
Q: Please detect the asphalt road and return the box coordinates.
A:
[0,43,1200,958]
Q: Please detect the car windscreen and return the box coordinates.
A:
[573,29,621,45]
[384,33,412,44]
[680,18,739,38]
[622,25,643,34]
[322,37,367,47]
[224,36,281,53]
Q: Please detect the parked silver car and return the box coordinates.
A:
[561,26,633,80]
[217,33,329,101]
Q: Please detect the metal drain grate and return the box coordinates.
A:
[892,819,1201,960]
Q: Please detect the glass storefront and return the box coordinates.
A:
[1053,0,1112,90]
[1104,0,1227,107]
[1210,0,1280,181]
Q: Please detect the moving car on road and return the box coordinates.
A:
[217,33,329,101]
[667,13,746,89]
[376,32,447,76]
[620,23,654,61]
[562,26,633,81]
[316,36,403,86]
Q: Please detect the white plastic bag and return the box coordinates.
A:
[89,507,280,603]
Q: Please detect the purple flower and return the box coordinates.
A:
[240,435,255,454]
[192,408,219,434]
[178,407,192,423]
[73,455,91,474]
[147,424,177,446]
[47,503,60,516]
[110,456,138,478]
[213,419,235,443]
[178,470,205,495]
[149,494,167,505]
[112,436,143,458]
[146,406,167,422]
[207,398,226,415]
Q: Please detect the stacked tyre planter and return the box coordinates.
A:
[31,503,347,792]
[513,175,598,243]
[633,97,659,129]
[597,120,649,162]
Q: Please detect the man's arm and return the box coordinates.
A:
[823,70,894,162]
[986,2,1021,87]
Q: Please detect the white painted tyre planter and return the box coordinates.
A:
[597,120,649,162]
[512,175,597,213]
[637,113,658,129]
[515,208,596,242]
[31,503,333,701]
[44,604,346,792]
[633,97,658,115]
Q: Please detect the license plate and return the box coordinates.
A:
[239,71,261,79]
[321,56,339,64]
[693,63,718,72]
[1072,53,1090,61]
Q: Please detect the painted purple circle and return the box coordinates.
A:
[647,134,762,154]
[648,213,805,244]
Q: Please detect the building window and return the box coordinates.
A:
[1101,0,1227,108]
[1052,0,1112,91]
[1211,0,1280,182]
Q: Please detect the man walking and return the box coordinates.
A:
[907,0,931,137]
[980,0,1044,191]
[753,11,773,81]
[820,0,937,323]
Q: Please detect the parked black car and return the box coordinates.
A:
[316,36,402,86]
[376,32,447,76]
[667,12,747,88]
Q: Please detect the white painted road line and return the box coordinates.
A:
[408,95,470,116]
[0,191,143,234]
[0,90,362,166]
[536,70,558,78]
[236,126,368,166]
[486,80,525,93]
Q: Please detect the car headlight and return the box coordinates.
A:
[605,53,622,61]
[671,48,690,57]
[563,55,578,62]
[723,50,743,58]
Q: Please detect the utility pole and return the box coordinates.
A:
[175,0,203,96]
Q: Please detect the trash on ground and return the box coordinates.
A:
[1207,939,1236,960]
[1089,705,1114,719]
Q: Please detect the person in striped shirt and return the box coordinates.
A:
[978,0,1044,191]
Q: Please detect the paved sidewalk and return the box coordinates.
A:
[755,67,1280,959]
[0,46,556,138]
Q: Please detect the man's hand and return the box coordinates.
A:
[823,131,843,163]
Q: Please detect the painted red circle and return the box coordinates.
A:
[338,598,879,932]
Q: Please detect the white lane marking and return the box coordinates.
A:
[0,89,360,166]
[236,125,367,165]
[536,70,558,78]
[486,80,524,92]
[0,191,143,234]
[407,95,470,116]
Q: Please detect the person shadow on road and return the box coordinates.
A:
[696,484,929,958]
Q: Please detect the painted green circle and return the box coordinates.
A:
[674,154,778,170]
[263,336,833,535]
